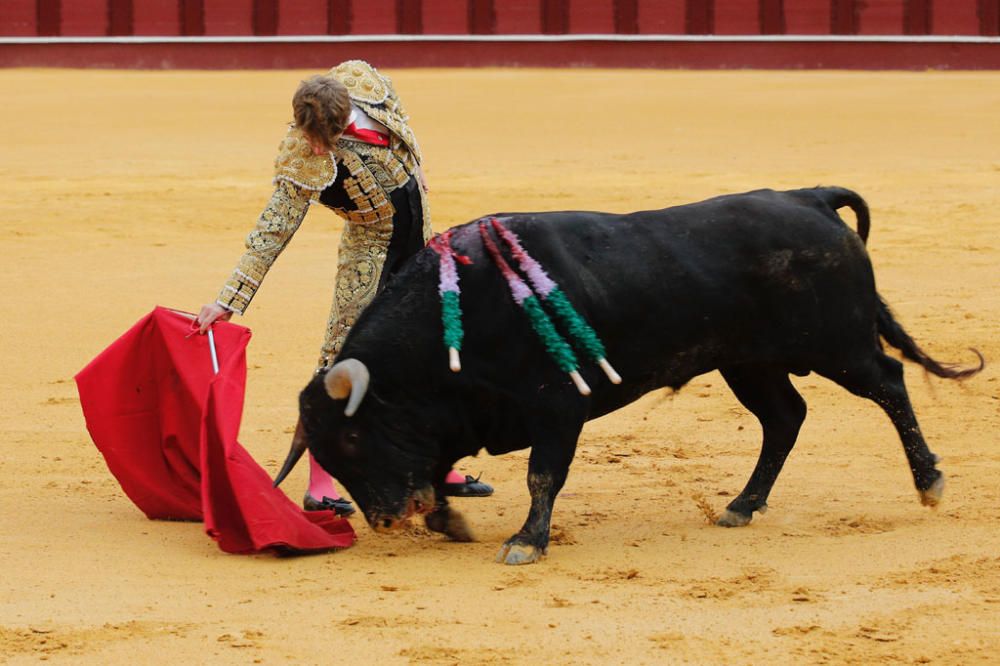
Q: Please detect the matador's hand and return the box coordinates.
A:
[196,303,233,334]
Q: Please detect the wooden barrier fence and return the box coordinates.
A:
[1,0,998,68]
[3,0,999,38]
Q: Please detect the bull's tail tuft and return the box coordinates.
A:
[815,186,871,244]
[877,297,984,379]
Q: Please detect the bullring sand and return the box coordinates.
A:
[1,67,998,664]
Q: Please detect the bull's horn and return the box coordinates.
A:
[273,419,307,488]
[324,359,370,417]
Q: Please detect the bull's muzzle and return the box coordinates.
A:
[368,485,436,532]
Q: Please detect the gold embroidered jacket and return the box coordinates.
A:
[217,61,422,315]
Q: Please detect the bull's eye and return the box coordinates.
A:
[341,430,361,457]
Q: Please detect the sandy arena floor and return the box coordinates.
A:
[1,67,998,664]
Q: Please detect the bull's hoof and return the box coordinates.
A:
[443,511,475,542]
[919,474,945,507]
[495,542,546,565]
[425,508,475,542]
[716,509,753,528]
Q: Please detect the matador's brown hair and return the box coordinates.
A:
[292,75,351,150]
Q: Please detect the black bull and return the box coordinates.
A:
[276,187,982,564]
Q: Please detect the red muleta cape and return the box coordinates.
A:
[75,306,355,554]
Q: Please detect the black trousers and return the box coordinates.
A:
[378,177,427,293]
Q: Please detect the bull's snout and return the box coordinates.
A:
[367,485,437,533]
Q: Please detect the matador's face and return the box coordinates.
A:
[302,128,344,156]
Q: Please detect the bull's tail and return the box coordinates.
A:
[877,297,984,379]
[814,186,871,244]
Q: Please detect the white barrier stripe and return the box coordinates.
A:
[1,34,998,45]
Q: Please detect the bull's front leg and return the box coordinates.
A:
[496,409,582,565]
[425,496,474,542]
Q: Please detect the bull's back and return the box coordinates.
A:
[488,189,876,383]
[354,188,877,408]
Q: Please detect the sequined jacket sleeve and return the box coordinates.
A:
[379,74,422,164]
[215,179,312,314]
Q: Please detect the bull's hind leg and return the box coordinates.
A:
[717,366,807,527]
[821,353,944,506]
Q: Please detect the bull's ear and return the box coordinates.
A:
[324,359,370,417]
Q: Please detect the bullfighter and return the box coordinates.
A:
[196,60,492,516]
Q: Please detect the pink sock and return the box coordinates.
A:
[445,469,466,484]
[308,453,342,500]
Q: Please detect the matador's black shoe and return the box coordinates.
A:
[303,493,356,517]
[443,474,494,498]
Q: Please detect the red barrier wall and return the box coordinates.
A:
[637,1,686,35]
[5,0,1000,37]
[2,0,37,36]
[277,0,323,35]
[568,0,615,34]
[715,0,760,35]
[203,0,252,36]
[495,1,541,34]
[422,0,468,34]
[856,0,904,35]
[1,0,998,68]
[134,1,181,36]
[933,0,981,35]
[785,0,830,34]
[60,0,106,36]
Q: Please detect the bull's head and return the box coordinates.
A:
[274,359,440,530]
